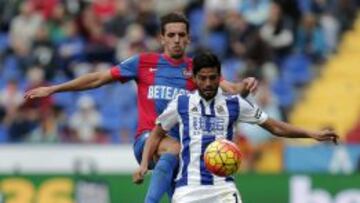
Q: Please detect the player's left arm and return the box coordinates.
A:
[259,118,339,144]
[236,96,339,144]
[220,77,258,97]
[133,124,168,184]
[133,96,180,184]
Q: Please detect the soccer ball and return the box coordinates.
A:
[204,139,242,177]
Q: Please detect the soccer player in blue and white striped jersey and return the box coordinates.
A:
[134,52,338,203]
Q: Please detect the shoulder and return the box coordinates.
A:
[223,93,240,103]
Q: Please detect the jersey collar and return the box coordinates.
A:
[162,53,186,66]
[194,88,224,105]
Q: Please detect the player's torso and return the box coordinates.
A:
[136,53,195,136]
[176,94,239,187]
[139,54,193,113]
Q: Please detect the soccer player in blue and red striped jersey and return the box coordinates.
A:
[25,12,258,202]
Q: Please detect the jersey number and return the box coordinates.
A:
[233,192,238,203]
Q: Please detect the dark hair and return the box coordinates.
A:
[192,52,221,76]
[160,12,189,35]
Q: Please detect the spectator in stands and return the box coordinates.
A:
[8,105,39,142]
[116,23,149,61]
[57,18,85,78]
[205,0,241,12]
[295,13,327,63]
[91,0,117,24]
[31,25,57,80]
[47,2,67,44]
[30,0,59,20]
[135,0,159,37]
[69,95,102,143]
[28,105,60,143]
[0,79,24,114]
[226,11,256,59]
[239,0,271,26]
[259,2,294,65]
[203,11,228,59]
[9,1,43,50]
[104,0,132,38]
[0,79,24,136]
[334,0,357,33]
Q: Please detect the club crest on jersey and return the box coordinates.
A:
[182,69,192,78]
[191,106,198,113]
[216,105,225,115]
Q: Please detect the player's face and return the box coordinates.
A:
[161,22,190,59]
[194,67,220,101]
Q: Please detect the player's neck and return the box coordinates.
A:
[162,53,186,66]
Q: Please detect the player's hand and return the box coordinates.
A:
[312,130,339,145]
[132,165,148,185]
[24,86,54,100]
[241,77,258,97]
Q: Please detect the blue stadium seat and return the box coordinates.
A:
[0,125,8,143]
[0,32,9,54]
[281,53,312,86]
[296,0,311,13]
[53,92,77,114]
[189,8,205,43]
[100,103,121,130]
[271,78,296,108]
[1,56,22,81]
[206,32,228,59]
[221,58,245,82]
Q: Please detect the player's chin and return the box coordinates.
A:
[171,50,184,58]
[203,91,216,100]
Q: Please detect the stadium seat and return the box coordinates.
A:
[0,125,8,143]
[271,78,296,108]
[1,56,22,81]
[0,32,9,54]
[188,8,205,43]
[281,53,312,86]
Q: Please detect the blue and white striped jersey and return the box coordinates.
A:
[156,88,268,188]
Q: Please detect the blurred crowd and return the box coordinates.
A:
[0,0,359,147]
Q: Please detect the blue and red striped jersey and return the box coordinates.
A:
[110,52,197,140]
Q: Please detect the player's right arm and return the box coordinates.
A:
[24,70,114,99]
[133,124,167,184]
[25,55,140,100]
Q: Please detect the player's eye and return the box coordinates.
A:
[198,76,206,81]
[167,33,175,37]
[209,75,217,80]
[178,32,186,37]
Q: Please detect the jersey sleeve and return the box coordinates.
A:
[110,55,140,82]
[155,96,179,131]
[237,96,268,124]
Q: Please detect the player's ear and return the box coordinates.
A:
[192,74,196,83]
[159,34,165,46]
[186,34,191,45]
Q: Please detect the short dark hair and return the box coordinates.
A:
[160,12,189,35]
[193,52,221,76]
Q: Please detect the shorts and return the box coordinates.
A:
[172,184,242,203]
[133,131,156,169]
[133,130,180,169]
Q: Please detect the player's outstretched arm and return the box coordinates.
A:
[259,118,339,144]
[220,77,258,97]
[24,70,114,100]
[133,125,167,184]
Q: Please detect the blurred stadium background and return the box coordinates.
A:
[0,0,359,202]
